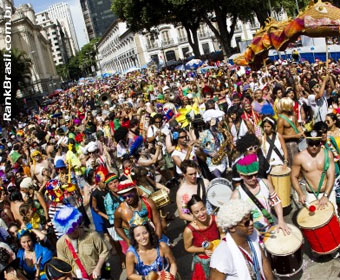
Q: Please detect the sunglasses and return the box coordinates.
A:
[240,215,253,227]
[121,193,134,199]
[244,173,258,179]
[178,135,188,139]
[307,140,321,147]
[246,145,258,152]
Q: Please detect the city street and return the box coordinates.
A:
[110,184,340,280]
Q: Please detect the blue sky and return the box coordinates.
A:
[13,0,89,48]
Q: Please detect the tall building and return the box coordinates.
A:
[43,2,79,55]
[80,0,117,40]
[36,11,73,66]
[0,3,59,94]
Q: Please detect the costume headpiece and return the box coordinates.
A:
[45,179,64,203]
[236,154,259,175]
[45,258,73,280]
[117,172,136,194]
[95,165,108,183]
[305,130,322,140]
[53,205,82,235]
[105,173,118,185]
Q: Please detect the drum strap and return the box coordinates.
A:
[240,182,274,225]
[265,133,285,163]
[279,114,299,134]
[304,148,330,199]
[197,178,207,204]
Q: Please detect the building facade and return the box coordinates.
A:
[42,2,79,55]
[36,11,72,66]
[80,0,117,41]
[97,20,145,74]
[0,3,59,94]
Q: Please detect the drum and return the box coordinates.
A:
[149,189,170,209]
[264,224,303,277]
[270,165,291,208]
[207,178,233,208]
[297,200,340,254]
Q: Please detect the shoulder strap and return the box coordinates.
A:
[197,178,206,203]
[240,182,274,225]
[265,134,276,162]
[65,238,91,280]
[141,197,152,220]
[304,148,330,199]
[279,114,299,134]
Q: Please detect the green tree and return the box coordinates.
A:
[78,38,100,75]
[0,48,32,95]
[112,0,204,58]
[56,64,69,81]
[0,48,32,117]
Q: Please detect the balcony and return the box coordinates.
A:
[162,39,176,48]
[178,36,188,44]
[146,42,159,51]
[198,32,212,39]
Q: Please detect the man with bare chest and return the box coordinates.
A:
[277,97,304,166]
[114,180,162,247]
[30,150,54,184]
[291,130,336,211]
[176,160,209,222]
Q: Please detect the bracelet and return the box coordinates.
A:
[323,192,329,198]
[284,159,288,163]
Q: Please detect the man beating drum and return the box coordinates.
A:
[231,154,290,235]
[291,130,336,212]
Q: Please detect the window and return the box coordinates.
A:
[182,47,189,58]
[235,36,241,52]
[162,31,170,43]
[151,54,159,64]
[166,50,176,62]
[202,43,210,55]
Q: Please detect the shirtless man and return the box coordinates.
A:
[277,97,304,166]
[291,130,335,211]
[114,181,162,246]
[30,150,54,184]
[176,160,209,222]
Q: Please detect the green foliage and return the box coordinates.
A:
[0,48,32,94]
[58,38,100,80]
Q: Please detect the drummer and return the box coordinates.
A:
[291,129,336,211]
[231,154,290,235]
[260,117,289,167]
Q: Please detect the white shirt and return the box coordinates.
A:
[308,92,328,122]
[210,232,263,280]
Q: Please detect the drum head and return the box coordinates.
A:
[270,165,291,176]
[207,178,233,208]
[297,200,334,229]
[264,224,303,256]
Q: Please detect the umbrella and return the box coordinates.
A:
[185,59,203,70]
[175,64,185,71]
[123,66,141,74]
[199,66,217,74]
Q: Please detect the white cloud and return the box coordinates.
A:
[69,0,89,49]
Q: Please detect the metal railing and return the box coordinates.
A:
[178,36,188,43]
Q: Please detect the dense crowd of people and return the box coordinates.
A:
[0,57,340,280]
